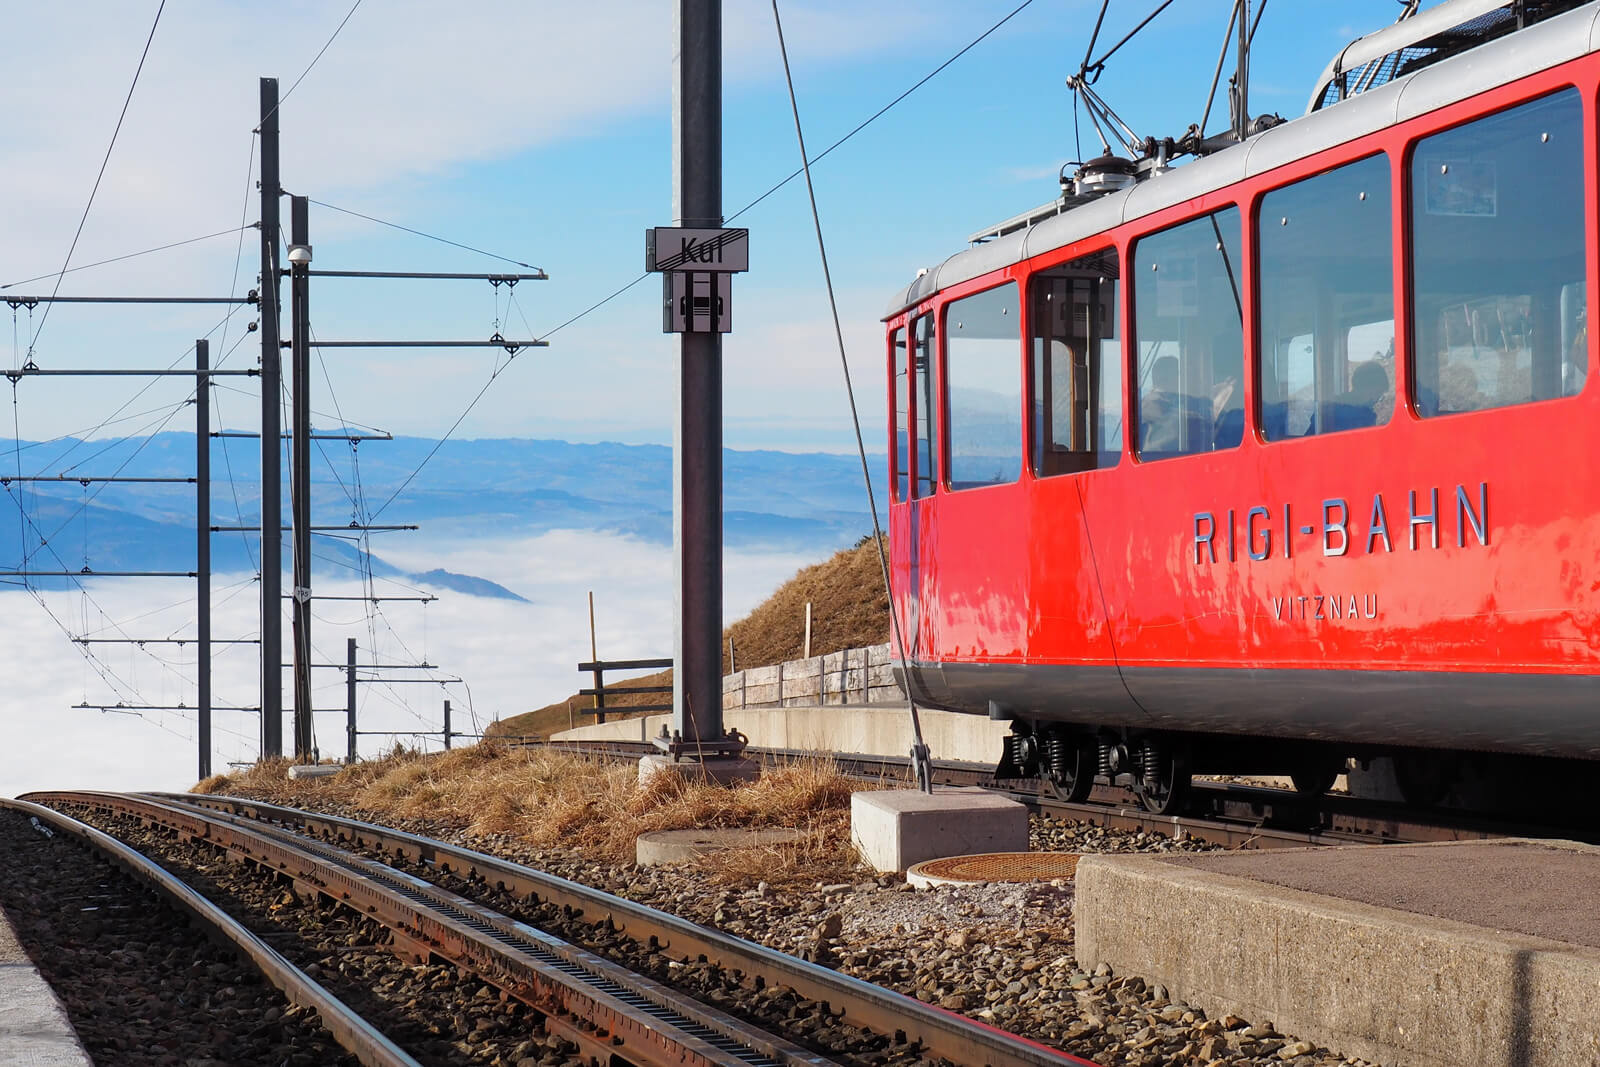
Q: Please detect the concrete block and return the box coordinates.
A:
[743,665,781,687]
[638,754,761,789]
[822,650,848,672]
[868,643,892,666]
[286,764,341,779]
[850,786,1028,873]
[1075,841,1600,1067]
[722,673,743,694]
[743,682,780,707]
[636,827,805,866]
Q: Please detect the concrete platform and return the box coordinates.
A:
[850,786,1028,873]
[1075,838,1600,1067]
[0,904,93,1066]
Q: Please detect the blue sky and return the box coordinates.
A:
[1,1,1410,454]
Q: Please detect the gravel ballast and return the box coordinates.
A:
[207,793,1384,1067]
[0,808,361,1067]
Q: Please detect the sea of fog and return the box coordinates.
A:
[0,529,819,797]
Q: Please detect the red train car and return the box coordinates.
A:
[884,0,1600,812]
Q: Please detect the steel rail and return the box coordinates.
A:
[0,797,421,1067]
[32,791,835,1067]
[153,791,1099,1067]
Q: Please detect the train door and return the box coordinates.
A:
[1025,249,1137,708]
[907,313,936,661]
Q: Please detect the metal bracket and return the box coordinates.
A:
[652,724,749,761]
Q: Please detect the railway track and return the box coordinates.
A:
[24,789,1096,1067]
[533,739,1586,849]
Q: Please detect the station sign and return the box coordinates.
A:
[647,226,748,334]
[646,227,749,273]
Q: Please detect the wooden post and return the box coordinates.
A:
[588,591,605,724]
[567,698,574,731]
[803,601,812,659]
[728,636,736,674]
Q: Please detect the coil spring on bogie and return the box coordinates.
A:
[1097,741,1113,780]
[1041,735,1067,780]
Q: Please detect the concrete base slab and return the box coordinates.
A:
[0,907,93,1065]
[636,827,806,867]
[637,754,760,789]
[850,786,1028,873]
[1075,838,1600,1067]
[286,764,341,780]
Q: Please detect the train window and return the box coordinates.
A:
[1258,154,1395,440]
[1030,248,1121,476]
[943,283,1022,491]
[892,327,908,502]
[1410,88,1586,416]
[912,314,936,498]
[1133,207,1245,460]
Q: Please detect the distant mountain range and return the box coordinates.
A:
[0,435,886,598]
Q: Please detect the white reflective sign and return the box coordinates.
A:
[646,227,749,273]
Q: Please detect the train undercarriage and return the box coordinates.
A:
[992,718,1586,817]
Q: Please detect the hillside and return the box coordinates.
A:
[487,535,892,740]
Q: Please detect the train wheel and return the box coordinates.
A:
[1394,752,1455,807]
[1290,760,1342,796]
[1043,734,1094,803]
[1134,740,1190,815]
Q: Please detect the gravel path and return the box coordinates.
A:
[215,794,1384,1067]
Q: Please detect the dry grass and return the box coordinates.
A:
[489,535,890,741]
[194,743,871,884]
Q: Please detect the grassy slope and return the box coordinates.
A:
[487,536,890,741]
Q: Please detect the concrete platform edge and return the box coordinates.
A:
[0,912,94,1066]
[1074,850,1600,1067]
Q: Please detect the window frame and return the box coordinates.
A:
[1027,246,1125,477]
[1253,151,1397,444]
[1403,84,1589,419]
[1129,205,1248,463]
[939,280,1024,493]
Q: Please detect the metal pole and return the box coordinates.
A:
[443,699,452,750]
[1234,0,1250,141]
[258,76,283,759]
[346,637,357,764]
[197,339,211,781]
[672,0,724,749]
[290,195,314,760]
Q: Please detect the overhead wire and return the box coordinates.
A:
[308,199,542,271]
[28,0,167,356]
[768,0,932,790]
[0,227,253,291]
[349,2,1041,530]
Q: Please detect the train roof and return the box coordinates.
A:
[884,0,1600,321]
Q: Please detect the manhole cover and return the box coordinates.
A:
[906,852,1079,888]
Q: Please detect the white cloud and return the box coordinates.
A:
[0,529,819,796]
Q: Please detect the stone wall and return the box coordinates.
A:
[720,643,901,710]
